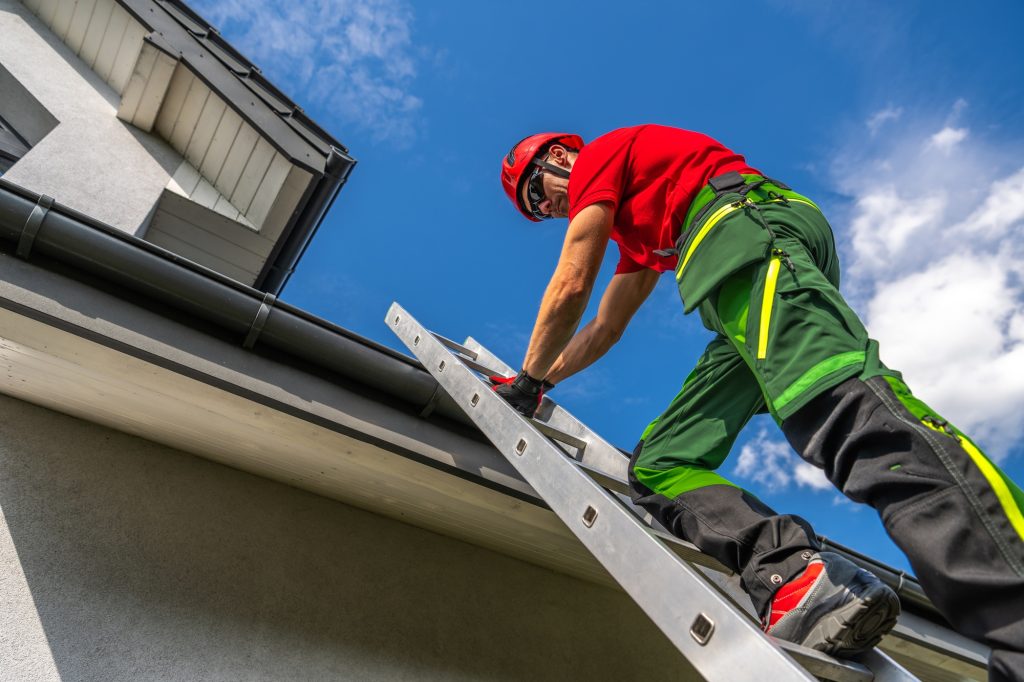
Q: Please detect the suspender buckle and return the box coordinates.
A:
[708,171,747,194]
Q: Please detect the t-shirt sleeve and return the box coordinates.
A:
[568,130,633,220]
[610,246,643,274]
[614,251,645,275]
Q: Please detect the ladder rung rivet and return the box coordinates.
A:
[582,506,598,527]
[439,360,446,372]
[471,394,480,407]
[413,335,420,346]
[689,614,715,646]
[393,315,400,325]
[515,439,527,455]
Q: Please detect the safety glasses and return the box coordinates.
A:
[525,164,551,220]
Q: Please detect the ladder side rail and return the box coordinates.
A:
[390,304,818,681]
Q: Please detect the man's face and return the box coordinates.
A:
[520,145,574,220]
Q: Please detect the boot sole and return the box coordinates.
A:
[799,582,901,658]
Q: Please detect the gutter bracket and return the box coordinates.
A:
[243,292,277,349]
[17,194,54,260]
[419,382,444,418]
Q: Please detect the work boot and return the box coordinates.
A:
[763,551,901,658]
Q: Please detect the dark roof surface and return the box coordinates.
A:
[119,0,348,176]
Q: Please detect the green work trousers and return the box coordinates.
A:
[627,184,1024,678]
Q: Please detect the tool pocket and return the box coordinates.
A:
[674,200,772,314]
[755,249,791,362]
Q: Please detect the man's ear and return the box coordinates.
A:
[547,144,573,169]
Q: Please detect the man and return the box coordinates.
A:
[495,126,1024,678]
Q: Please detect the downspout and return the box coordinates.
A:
[255,147,357,295]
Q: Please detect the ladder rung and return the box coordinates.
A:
[530,419,589,453]
[431,332,478,359]
[424,333,507,377]
[457,355,505,378]
[574,458,631,497]
[776,641,873,682]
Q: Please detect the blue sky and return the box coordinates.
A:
[191,0,1024,574]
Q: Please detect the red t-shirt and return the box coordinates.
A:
[568,125,760,274]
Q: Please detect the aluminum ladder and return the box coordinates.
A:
[387,302,919,682]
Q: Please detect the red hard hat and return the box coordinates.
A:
[501,132,585,221]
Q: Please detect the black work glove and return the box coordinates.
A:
[489,369,554,418]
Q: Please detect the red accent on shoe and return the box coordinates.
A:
[764,561,824,630]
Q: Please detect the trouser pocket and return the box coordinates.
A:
[675,199,772,313]
[753,248,796,363]
[704,235,871,420]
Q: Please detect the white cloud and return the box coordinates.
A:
[188,0,424,146]
[865,253,1024,456]
[958,168,1024,239]
[928,126,968,154]
[734,430,833,493]
[866,106,902,135]
[794,462,832,491]
[949,97,968,122]
[848,187,946,274]
[833,100,1024,460]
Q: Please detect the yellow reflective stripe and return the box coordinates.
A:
[676,200,745,281]
[675,196,820,283]
[963,439,1024,541]
[783,197,819,210]
[757,256,781,360]
[921,422,1024,541]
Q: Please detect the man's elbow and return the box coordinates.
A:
[551,272,593,309]
[595,319,626,346]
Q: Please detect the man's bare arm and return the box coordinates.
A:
[521,203,613,379]
[544,268,659,384]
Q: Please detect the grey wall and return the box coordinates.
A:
[0,394,698,681]
[0,63,58,146]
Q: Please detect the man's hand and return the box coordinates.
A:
[490,370,553,418]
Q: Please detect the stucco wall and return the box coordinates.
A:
[0,393,697,681]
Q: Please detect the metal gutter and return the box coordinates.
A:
[0,177,455,422]
[0,177,948,626]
